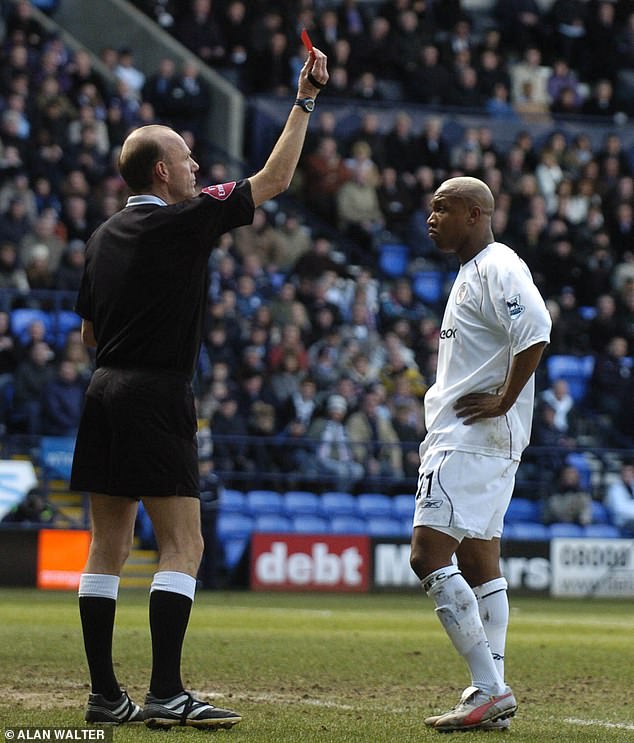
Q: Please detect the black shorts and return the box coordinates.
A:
[70,367,199,499]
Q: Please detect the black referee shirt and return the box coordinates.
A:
[76,180,254,378]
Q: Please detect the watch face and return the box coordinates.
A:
[304,99,315,112]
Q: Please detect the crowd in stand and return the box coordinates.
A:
[1,1,634,499]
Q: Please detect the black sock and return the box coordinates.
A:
[79,596,120,700]
[149,589,192,698]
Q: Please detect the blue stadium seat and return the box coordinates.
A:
[356,493,393,519]
[321,492,357,517]
[578,306,597,321]
[254,513,293,533]
[245,490,284,515]
[412,271,444,305]
[291,514,330,534]
[378,243,408,278]
[503,522,550,541]
[217,512,254,540]
[365,517,407,537]
[546,355,595,403]
[548,522,586,538]
[583,524,621,539]
[392,494,414,520]
[283,490,322,516]
[10,308,51,345]
[504,497,541,524]
[330,516,367,534]
[222,537,249,570]
[219,489,246,513]
[50,309,81,347]
[590,500,610,525]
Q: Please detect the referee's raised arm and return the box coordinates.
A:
[248,46,328,207]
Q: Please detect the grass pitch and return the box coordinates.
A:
[1,589,633,742]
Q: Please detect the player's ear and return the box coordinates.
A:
[468,205,480,224]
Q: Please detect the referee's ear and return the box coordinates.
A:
[155,160,169,183]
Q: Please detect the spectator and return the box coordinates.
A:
[114,48,145,98]
[542,463,593,526]
[1,487,55,525]
[307,393,364,492]
[142,57,177,120]
[0,240,29,291]
[269,349,304,408]
[0,310,18,397]
[21,210,67,273]
[210,396,252,476]
[246,400,278,475]
[0,197,32,246]
[54,239,85,292]
[384,111,420,176]
[346,387,403,485]
[174,0,225,67]
[547,58,582,111]
[25,243,55,290]
[380,277,427,330]
[277,375,318,429]
[582,79,619,118]
[587,294,620,353]
[11,340,55,434]
[589,335,632,418]
[164,59,211,141]
[604,459,634,532]
[336,163,385,260]
[248,31,292,96]
[494,1,544,55]
[539,378,579,435]
[391,401,423,479]
[407,43,452,105]
[530,400,576,475]
[301,136,351,223]
[41,358,85,435]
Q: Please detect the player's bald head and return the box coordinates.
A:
[435,176,495,216]
[118,125,180,193]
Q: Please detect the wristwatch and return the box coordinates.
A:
[294,97,315,113]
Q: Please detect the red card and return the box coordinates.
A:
[301,28,314,53]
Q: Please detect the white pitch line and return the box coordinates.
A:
[564,717,634,731]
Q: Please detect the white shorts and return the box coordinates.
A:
[413,448,519,540]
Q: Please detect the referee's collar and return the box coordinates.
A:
[125,194,168,207]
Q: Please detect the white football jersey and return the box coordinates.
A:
[423,242,551,461]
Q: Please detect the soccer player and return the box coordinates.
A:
[71,48,328,728]
[410,176,551,732]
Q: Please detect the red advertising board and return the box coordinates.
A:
[37,529,91,590]
[251,533,370,592]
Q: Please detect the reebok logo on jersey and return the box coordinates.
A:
[439,328,457,339]
[506,294,525,319]
[202,182,236,200]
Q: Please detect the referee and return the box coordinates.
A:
[72,48,328,729]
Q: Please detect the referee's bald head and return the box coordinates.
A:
[118,125,177,193]
[435,176,495,217]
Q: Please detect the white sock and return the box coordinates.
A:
[150,571,197,601]
[78,573,120,600]
[474,577,509,683]
[423,567,505,696]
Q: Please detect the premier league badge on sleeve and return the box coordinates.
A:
[506,294,525,319]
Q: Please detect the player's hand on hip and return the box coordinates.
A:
[298,47,328,98]
[454,392,507,425]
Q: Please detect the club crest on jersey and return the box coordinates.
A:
[455,282,468,304]
[202,182,236,200]
[506,294,525,319]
